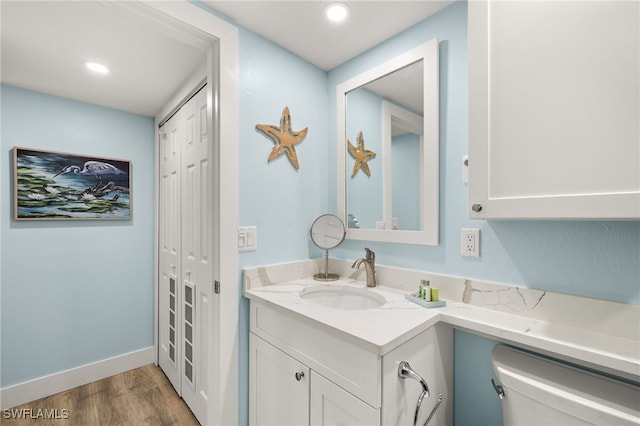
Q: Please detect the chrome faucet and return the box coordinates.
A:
[352,248,377,287]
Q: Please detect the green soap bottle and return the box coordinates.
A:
[420,279,431,301]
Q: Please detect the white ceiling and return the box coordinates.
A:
[1,1,451,117]
[202,1,452,71]
[1,1,208,117]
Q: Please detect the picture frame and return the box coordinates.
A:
[13,147,132,220]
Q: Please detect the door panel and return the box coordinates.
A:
[158,85,211,425]
[179,87,211,424]
[249,334,309,426]
[158,110,183,393]
[310,371,379,426]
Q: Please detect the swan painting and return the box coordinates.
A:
[14,147,131,220]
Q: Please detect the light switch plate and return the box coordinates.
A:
[238,226,257,252]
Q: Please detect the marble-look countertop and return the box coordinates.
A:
[244,259,640,382]
[245,278,442,353]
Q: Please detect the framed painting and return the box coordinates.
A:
[13,147,132,220]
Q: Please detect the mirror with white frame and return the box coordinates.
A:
[337,39,439,245]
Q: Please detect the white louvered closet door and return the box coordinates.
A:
[179,86,212,423]
[158,85,212,425]
[158,106,183,394]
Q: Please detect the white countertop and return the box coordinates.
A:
[244,260,640,382]
[245,278,441,353]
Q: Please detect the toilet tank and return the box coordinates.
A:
[491,345,640,426]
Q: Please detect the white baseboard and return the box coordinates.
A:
[0,346,155,410]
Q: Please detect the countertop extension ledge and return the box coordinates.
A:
[243,259,640,383]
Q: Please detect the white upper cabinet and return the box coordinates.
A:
[468,1,640,219]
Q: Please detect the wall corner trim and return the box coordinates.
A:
[0,346,154,410]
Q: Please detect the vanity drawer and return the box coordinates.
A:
[250,302,381,407]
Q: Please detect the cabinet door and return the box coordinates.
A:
[310,371,380,426]
[249,333,309,426]
[469,1,639,219]
[381,325,453,426]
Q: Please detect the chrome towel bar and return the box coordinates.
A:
[398,361,443,426]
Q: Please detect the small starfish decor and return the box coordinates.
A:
[256,106,308,170]
[347,131,376,177]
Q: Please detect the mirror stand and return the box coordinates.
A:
[309,214,346,282]
[314,250,339,281]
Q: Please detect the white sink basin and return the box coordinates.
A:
[300,285,386,310]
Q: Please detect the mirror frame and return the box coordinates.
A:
[310,213,346,250]
[337,39,439,245]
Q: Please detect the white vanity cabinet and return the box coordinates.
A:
[248,302,453,426]
[468,1,640,219]
[249,334,310,425]
[310,372,381,426]
[381,325,453,425]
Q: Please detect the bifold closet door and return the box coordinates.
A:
[179,87,212,423]
[158,106,183,394]
[158,86,212,425]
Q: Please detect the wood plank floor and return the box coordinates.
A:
[1,364,199,426]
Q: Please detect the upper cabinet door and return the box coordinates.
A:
[468,1,639,219]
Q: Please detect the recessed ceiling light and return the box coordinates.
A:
[325,3,350,23]
[83,61,110,75]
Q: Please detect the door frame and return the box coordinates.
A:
[125,2,239,425]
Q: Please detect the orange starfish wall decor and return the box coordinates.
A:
[347,131,376,177]
[256,106,308,170]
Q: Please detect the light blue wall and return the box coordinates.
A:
[237,30,329,263]
[327,2,640,425]
[220,2,639,424]
[193,2,330,421]
[453,331,503,426]
[0,85,155,387]
[235,26,330,426]
[329,1,640,306]
[5,3,637,426]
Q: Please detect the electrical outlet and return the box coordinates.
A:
[461,228,480,257]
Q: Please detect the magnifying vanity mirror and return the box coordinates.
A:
[310,214,346,281]
[336,39,439,246]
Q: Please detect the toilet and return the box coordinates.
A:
[491,345,640,426]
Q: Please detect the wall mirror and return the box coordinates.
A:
[337,39,439,245]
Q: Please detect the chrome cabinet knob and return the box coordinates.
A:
[471,203,483,212]
[295,371,305,381]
